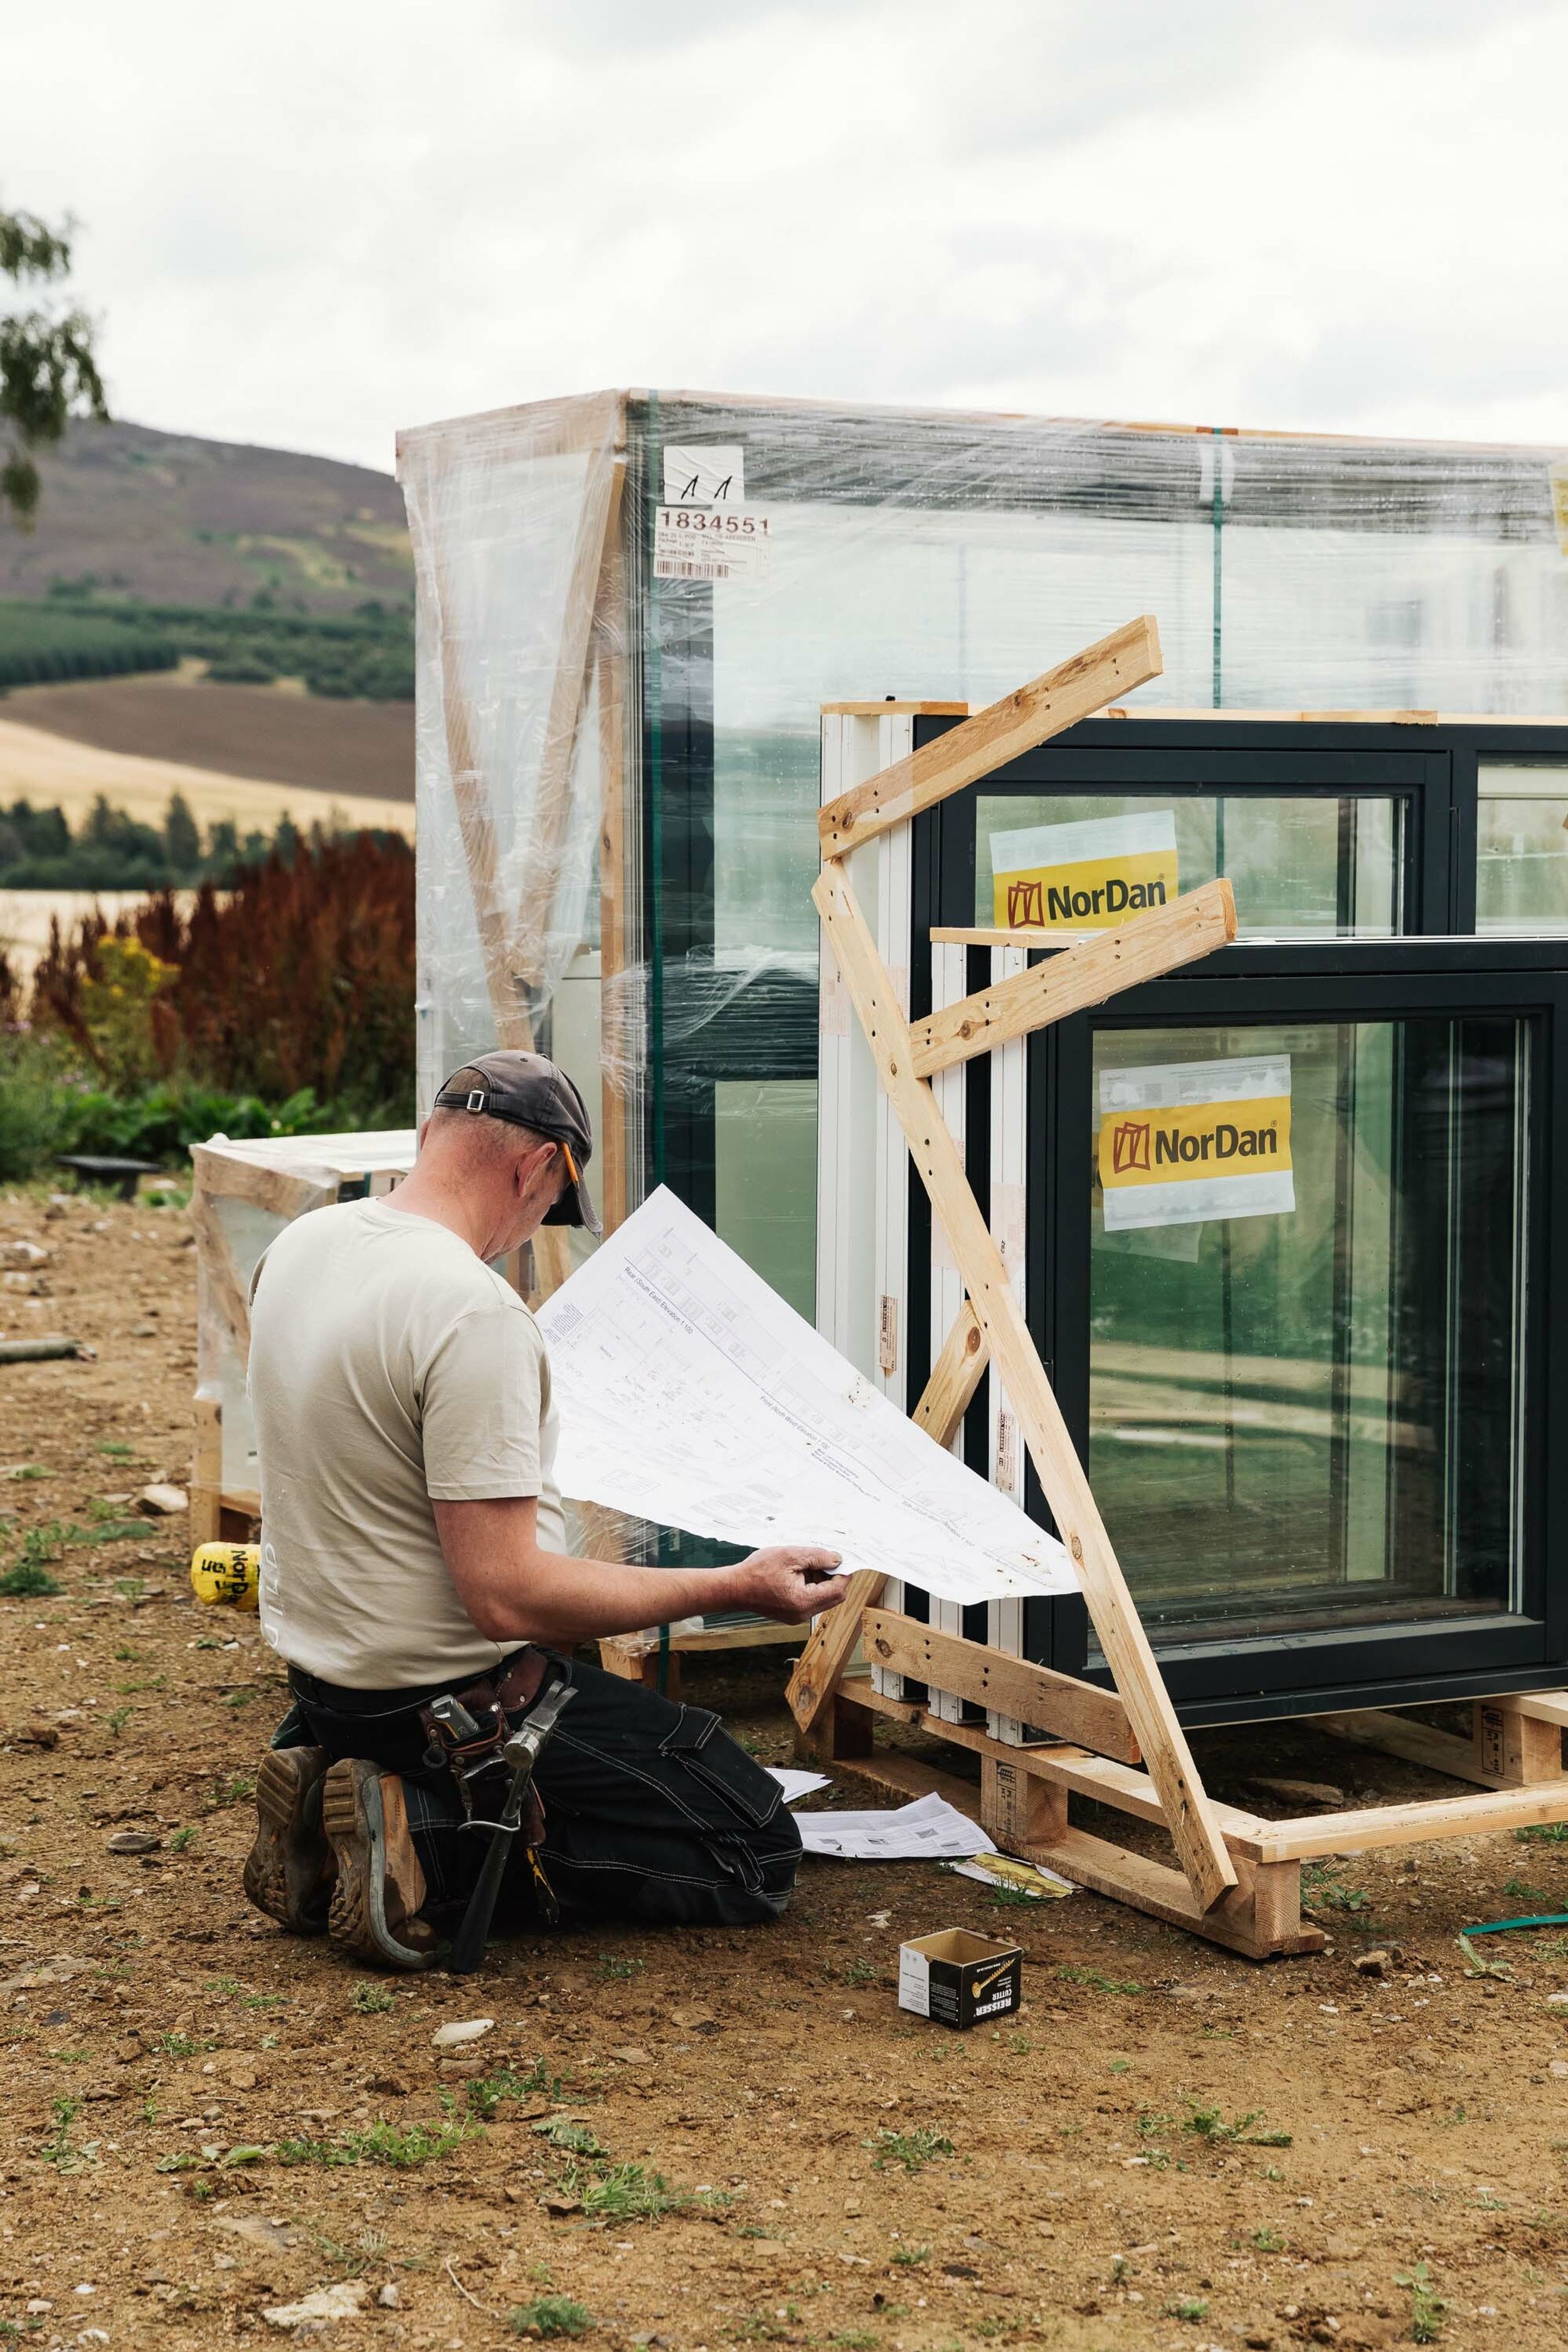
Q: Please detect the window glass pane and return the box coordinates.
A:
[715,1078,817,1319]
[1086,1015,1529,1648]
[1477,763,1568,935]
[976,793,1402,936]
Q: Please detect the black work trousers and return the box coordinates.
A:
[280,1649,802,1932]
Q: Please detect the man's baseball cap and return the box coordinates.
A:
[433,1051,602,1235]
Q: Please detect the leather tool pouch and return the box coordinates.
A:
[418,1645,551,1843]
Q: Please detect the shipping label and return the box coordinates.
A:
[653,504,771,582]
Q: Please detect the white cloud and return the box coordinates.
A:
[2,0,1564,470]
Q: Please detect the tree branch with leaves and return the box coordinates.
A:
[1,206,108,527]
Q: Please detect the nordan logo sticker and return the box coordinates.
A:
[1097,1053,1295,1232]
[989,810,1179,932]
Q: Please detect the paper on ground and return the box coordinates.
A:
[946,1853,1076,1899]
[537,1187,1075,1609]
[792,1791,993,1861]
[766,1767,831,1804]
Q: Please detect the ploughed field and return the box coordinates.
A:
[4,1184,1568,2350]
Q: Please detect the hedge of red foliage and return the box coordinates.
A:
[27,830,415,1116]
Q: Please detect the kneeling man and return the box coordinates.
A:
[243,1051,841,1968]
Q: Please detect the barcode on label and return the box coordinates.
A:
[660,559,746,579]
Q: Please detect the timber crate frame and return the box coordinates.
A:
[789,617,1568,1961]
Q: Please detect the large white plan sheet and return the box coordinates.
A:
[536,1187,1077,1609]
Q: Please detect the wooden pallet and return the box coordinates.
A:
[792,620,1568,1959]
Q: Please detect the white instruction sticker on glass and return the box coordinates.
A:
[654,504,771,583]
[1098,1054,1294,1232]
[663,445,744,506]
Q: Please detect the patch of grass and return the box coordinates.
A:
[470,2064,561,2119]
[1251,2225,1286,2251]
[106,1707,130,1735]
[1165,2297,1209,2322]
[1056,1964,1144,1994]
[151,2032,217,2058]
[1301,1863,1374,1914]
[203,1771,256,1811]
[1503,1877,1553,1905]
[509,2297,593,2340]
[98,1442,137,1458]
[1518,1820,1568,1844]
[168,1826,196,1851]
[890,2243,930,2266]
[533,2117,606,2155]
[276,2114,476,2169]
[595,1954,643,1980]
[66,1518,147,1545]
[1396,2261,1446,2343]
[351,1980,395,2015]
[40,2094,88,2171]
[223,1687,258,1709]
[0,1559,62,1597]
[830,2335,877,2349]
[1182,2100,1291,2148]
[563,2157,724,2223]
[845,1956,879,1989]
[869,2126,953,2174]
[1,1464,51,1481]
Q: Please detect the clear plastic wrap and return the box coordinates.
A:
[397,390,1568,1325]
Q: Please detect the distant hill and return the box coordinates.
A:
[0,418,412,613]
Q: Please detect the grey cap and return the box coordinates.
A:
[433,1051,601,1235]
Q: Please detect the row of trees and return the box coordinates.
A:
[0,790,389,890]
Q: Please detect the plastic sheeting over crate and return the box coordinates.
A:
[396,389,1568,1320]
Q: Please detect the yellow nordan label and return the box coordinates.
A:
[990,810,1179,932]
[1552,460,1568,559]
[1096,1052,1295,1232]
[1099,1094,1292,1190]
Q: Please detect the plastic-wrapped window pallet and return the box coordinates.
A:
[189,1131,416,1544]
[396,391,1568,1338]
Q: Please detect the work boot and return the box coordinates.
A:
[320,1759,438,1973]
[243,1747,333,1933]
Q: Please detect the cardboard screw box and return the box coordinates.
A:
[898,1927,1023,2030]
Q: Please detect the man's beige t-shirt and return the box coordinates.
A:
[247,1197,566,1688]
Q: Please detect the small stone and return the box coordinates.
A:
[0,1241,50,1268]
[1551,2060,1568,2080]
[1549,1991,1568,2006]
[130,1323,157,1338]
[137,1483,188,1516]
[262,2280,370,2328]
[366,2072,410,2096]
[608,2045,651,2063]
[24,2300,51,2316]
[377,2284,400,2309]
[432,2016,494,2048]
[1353,1951,1392,1979]
[843,2198,861,2217]
[543,2193,583,2217]
[18,1720,60,1749]
[108,1828,161,1856]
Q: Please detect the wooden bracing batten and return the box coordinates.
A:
[792,618,1568,1958]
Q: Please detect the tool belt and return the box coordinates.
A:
[417,1645,553,1849]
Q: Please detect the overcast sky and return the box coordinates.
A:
[4,0,1566,475]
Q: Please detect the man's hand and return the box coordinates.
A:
[731,1544,845,1624]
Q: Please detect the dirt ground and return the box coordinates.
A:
[4,1187,1568,2352]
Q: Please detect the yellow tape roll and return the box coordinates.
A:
[189,1542,260,1610]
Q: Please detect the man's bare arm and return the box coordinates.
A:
[433,1496,844,1648]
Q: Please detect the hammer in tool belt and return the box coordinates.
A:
[449,1678,577,1974]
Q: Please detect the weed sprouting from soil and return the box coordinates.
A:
[168,1826,196,1851]
[471,2063,563,2119]
[276,2114,477,2169]
[595,1954,642,1980]
[151,2033,216,2058]
[869,2126,953,2173]
[40,2094,90,2171]
[0,1559,62,1597]
[1182,2100,1292,2148]
[1,1464,50,1481]
[891,2245,930,2266]
[1251,2225,1286,2251]
[534,2118,606,2156]
[203,1771,256,1811]
[1165,2296,1209,2322]
[1396,2261,1447,2342]
[563,2158,725,2224]
[350,1980,395,2015]
[509,2297,592,2340]
[1056,1964,1144,1994]
[1518,1821,1568,1844]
